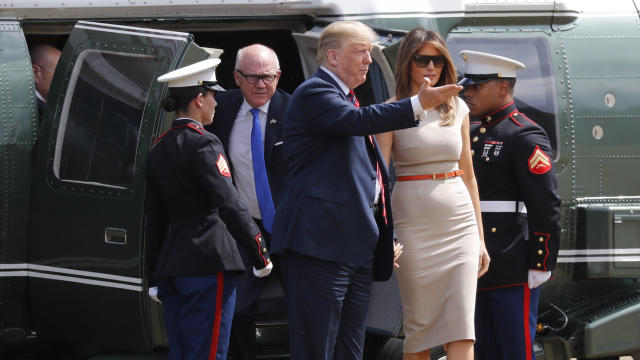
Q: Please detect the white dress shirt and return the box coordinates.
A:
[228,99,271,220]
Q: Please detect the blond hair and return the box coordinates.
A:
[316,21,377,65]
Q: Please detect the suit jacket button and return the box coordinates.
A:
[491,227,496,233]
[539,237,544,242]
[536,263,542,268]
[473,136,479,142]
[538,250,543,255]
[480,127,486,133]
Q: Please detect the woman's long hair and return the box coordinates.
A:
[394,28,458,126]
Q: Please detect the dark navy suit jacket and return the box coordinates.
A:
[206,88,290,206]
[271,69,417,281]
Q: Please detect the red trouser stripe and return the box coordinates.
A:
[523,285,532,360]
[208,272,224,360]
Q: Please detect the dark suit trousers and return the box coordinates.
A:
[229,219,286,360]
[286,251,373,360]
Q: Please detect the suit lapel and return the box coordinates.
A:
[316,69,350,103]
[264,91,281,167]
[216,91,244,154]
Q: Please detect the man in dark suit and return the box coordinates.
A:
[205,44,289,360]
[270,21,463,359]
[30,44,61,121]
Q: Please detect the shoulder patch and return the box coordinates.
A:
[216,154,231,178]
[528,145,551,174]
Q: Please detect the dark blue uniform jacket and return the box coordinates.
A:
[145,118,270,286]
[471,102,561,289]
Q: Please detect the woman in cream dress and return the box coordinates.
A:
[376,28,490,360]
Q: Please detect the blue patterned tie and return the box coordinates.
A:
[250,108,275,233]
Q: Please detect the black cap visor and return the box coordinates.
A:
[200,80,225,92]
[458,73,511,88]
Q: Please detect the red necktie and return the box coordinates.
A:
[348,90,387,224]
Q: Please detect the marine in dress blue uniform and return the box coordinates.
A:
[459,50,561,360]
[204,44,291,360]
[144,58,273,360]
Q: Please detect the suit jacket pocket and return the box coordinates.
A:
[306,186,349,205]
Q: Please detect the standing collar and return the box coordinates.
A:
[320,66,350,96]
[480,101,517,124]
[175,117,204,128]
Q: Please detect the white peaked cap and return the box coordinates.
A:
[458,50,525,87]
[157,58,225,91]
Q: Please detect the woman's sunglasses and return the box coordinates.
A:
[413,54,446,69]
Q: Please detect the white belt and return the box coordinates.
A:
[480,201,527,213]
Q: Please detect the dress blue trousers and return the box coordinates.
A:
[158,273,236,360]
[475,284,541,360]
[286,251,373,360]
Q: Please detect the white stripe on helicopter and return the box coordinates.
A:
[557,248,640,263]
[0,263,143,291]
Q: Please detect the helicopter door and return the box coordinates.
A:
[28,21,194,351]
[0,20,38,338]
[292,28,404,335]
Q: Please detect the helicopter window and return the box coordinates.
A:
[53,50,160,187]
[447,37,558,155]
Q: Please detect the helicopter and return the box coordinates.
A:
[0,0,639,359]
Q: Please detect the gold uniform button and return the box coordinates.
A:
[471,150,475,156]
[538,250,543,255]
[480,127,486,133]
[536,263,542,268]
[539,237,544,242]
[473,136,478,142]
[491,227,496,233]
[262,247,267,254]
[485,157,490,162]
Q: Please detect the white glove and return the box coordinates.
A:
[528,270,551,289]
[148,286,161,303]
[253,261,273,278]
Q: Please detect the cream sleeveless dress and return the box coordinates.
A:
[392,97,479,353]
